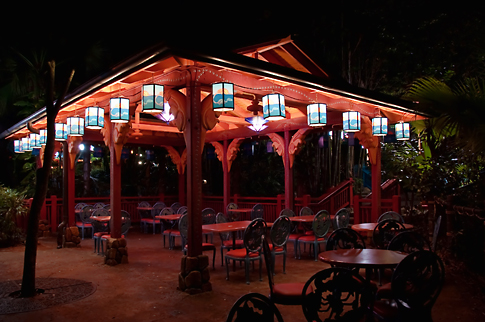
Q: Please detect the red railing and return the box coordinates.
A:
[352,195,401,224]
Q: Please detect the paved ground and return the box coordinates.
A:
[0,229,484,321]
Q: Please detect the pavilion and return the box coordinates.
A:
[1,36,425,271]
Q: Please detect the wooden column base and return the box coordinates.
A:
[104,238,128,266]
[178,255,212,294]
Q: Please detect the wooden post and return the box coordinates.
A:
[110,138,122,238]
[51,195,58,232]
[353,194,361,224]
[284,130,294,211]
[392,195,401,213]
[223,139,230,210]
[370,143,382,222]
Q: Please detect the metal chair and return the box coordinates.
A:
[431,215,442,252]
[373,219,407,249]
[170,202,181,213]
[92,220,109,254]
[373,251,445,322]
[157,207,176,248]
[378,211,405,223]
[177,206,188,214]
[225,292,284,322]
[91,208,109,217]
[76,205,93,240]
[268,215,291,274]
[202,207,216,243]
[99,212,131,255]
[216,212,244,266]
[224,218,266,284]
[262,238,307,306]
[388,230,431,253]
[145,202,165,234]
[326,227,366,251]
[179,214,216,269]
[226,202,239,221]
[333,207,350,229]
[296,210,332,261]
[93,202,105,209]
[301,267,375,322]
[250,203,264,220]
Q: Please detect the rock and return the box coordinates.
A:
[198,255,209,270]
[106,259,117,266]
[118,238,127,248]
[178,273,186,291]
[121,255,129,264]
[70,227,80,237]
[185,271,201,289]
[201,267,210,282]
[201,281,212,292]
[185,257,199,275]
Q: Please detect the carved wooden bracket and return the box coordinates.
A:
[354,115,379,165]
[267,133,286,167]
[67,136,83,170]
[162,146,187,175]
[288,128,311,168]
[227,138,243,172]
[166,89,187,132]
[100,120,131,165]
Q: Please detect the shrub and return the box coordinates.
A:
[0,186,28,247]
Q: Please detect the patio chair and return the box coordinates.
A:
[250,203,264,220]
[296,210,332,261]
[261,238,308,306]
[92,220,109,254]
[224,218,266,284]
[76,205,93,240]
[140,202,163,234]
[153,201,166,209]
[158,207,176,248]
[177,206,188,214]
[99,212,131,255]
[326,227,366,251]
[373,251,445,322]
[91,208,109,217]
[202,207,216,243]
[216,212,244,266]
[299,206,314,235]
[268,215,291,274]
[378,211,405,223]
[93,202,105,209]
[301,267,375,322]
[372,219,407,249]
[170,202,181,213]
[226,202,239,221]
[332,207,350,229]
[225,292,284,322]
[179,214,216,269]
[431,215,442,252]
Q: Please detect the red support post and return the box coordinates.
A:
[223,139,230,210]
[51,195,58,232]
[110,140,122,238]
[284,130,294,211]
[353,194,361,224]
[392,195,401,213]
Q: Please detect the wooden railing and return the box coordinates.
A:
[352,195,401,224]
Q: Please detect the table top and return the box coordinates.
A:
[351,222,413,232]
[227,208,253,213]
[202,221,253,233]
[91,216,111,222]
[137,207,153,211]
[155,214,181,221]
[318,248,407,269]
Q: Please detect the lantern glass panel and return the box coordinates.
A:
[67,117,84,136]
[372,117,388,136]
[85,106,104,129]
[39,129,47,145]
[212,82,234,111]
[142,84,164,113]
[14,140,23,153]
[110,98,130,123]
[342,111,361,132]
[307,103,327,126]
[22,137,32,151]
[395,122,410,140]
[55,123,67,141]
[262,94,285,120]
[30,133,40,148]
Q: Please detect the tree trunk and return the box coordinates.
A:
[20,62,74,297]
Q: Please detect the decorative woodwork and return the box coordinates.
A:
[267,133,286,167]
[227,138,243,172]
[288,128,311,168]
[67,136,83,170]
[162,146,187,175]
[354,116,379,165]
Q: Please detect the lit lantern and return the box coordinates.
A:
[142,84,164,113]
[55,123,68,141]
[29,133,41,148]
[307,103,327,127]
[372,117,388,136]
[245,116,268,132]
[212,82,234,112]
[395,122,410,140]
[67,116,84,136]
[22,137,32,151]
[85,106,104,129]
[110,97,130,123]
[342,111,361,132]
[39,129,47,145]
[14,140,23,153]
[262,93,285,120]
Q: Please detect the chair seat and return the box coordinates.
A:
[101,234,126,240]
[169,230,180,236]
[222,239,244,247]
[288,233,303,241]
[268,244,284,252]
[94,232,109,237]
[185,243,216,251]
[373,300,399,319]
[141,218,157,224]
[376,282,392,299]
[298,235,325,242]
[272,283,311,305]
[226,248,260,258]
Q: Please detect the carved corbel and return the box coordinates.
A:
[67,136,83,170]
[101,120,131,165]
[166,89,187,132]
[267,133,286,167]
[162,146,187,175]
[288,128,311,168]
[354,115,379,165]
[227,138,243,172]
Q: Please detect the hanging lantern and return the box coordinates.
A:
[262,93,285,120]
[110,97,130,123]
[395,122,410,140]
[212,82,234,112]
[55,123,68,141]
[39,129,47,145]
[29,133,41,148]
[142,84,164,113]
[22,137,32,151]
[14,140,23,153]
[307,103,327,127]
[342,111,361,132]
[372,117,388,136]
[67,116,84,136]
[245,115,268,132]
[85,106,105,129]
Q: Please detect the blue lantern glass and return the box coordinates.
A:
[212,82,234,112]
[110,97,130,123]
[55,123,68,141]
[142,84,164,113]
[67,116,84,136]
[395,122,410,140]
[39,129,47,145]
[342,111,361,132]
[22,137,32,151]
[307,103,327,127]
[262,93,285,120]
[372,117,388,136]
[85,106,105,129]
[14,140,23,153]
[30,133,41,148]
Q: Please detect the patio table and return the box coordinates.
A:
[288,215,335,223]
[351,222,414,239]
[203,220,273,249]
[155,214,182,222]
[227,208,253,221]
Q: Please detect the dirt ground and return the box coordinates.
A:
[0,230,484,321]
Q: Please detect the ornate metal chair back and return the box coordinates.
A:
[378,211,405,223]
[312,210,332,238]
[373,219,406,249]
[326,228,366,250]
[333,208,350,229]
[225,292,284,322]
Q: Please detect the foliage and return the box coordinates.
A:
[0,186,28,247]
